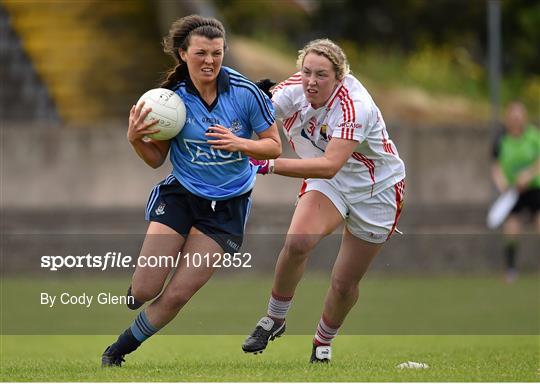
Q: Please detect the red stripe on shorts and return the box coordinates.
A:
[298,179,308,197]
[386,179,405,241]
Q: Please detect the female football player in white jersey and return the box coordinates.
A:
[243,39,405,363]
[101,15,281,367]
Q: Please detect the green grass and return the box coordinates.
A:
[1,335,538,381]
[2,274,538,335]
[1,274,539,381]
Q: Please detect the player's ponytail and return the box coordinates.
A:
[160,63,187,90]
[160,15,227,89]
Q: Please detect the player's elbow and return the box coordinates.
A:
[256,142,281,160]
[318,156,345,179]
[267,137,282,159]
[270,144,282,159]
[320,165,340,179]
[249,137,281,160]
[147,157,166,169]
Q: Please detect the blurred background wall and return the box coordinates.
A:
[1,0,538,269]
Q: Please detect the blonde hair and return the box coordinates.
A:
[296,39,350,80]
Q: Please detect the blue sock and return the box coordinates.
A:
[109,328,141,356]
[130,311,159,342]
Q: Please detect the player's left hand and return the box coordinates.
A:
[206,125,246,152]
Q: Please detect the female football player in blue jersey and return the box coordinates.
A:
[101,14,281,367]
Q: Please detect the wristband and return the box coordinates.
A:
[268,159,275,174]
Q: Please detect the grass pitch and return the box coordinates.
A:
[1,335,538,381]
[1,274,538,381]
[2,274,538,335]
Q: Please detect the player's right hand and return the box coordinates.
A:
[249,158,270,175]
[127,101,160,143]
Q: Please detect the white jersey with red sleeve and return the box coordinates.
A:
[272,72,406,202]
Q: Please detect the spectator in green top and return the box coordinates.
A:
[491,101,540,283]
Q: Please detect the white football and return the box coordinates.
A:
[136,88,186,140]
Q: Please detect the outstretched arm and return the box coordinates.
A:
[273,138,358,179]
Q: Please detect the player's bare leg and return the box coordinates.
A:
[534,212,540,233]
[502,214,521,283]
[242,191,342,354]
[310,226,382,363]
[273,191,343,295]
[322,226,382,326]
[102,227,220,366]
[102,222,185,366]
[128,222,186,309]
[145,227,219,328]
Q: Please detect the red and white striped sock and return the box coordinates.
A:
[314,315,340,346]
[267,291,293,324]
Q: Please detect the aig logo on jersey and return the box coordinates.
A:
[184,139,243,165]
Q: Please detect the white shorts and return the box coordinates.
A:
[300,178,405,244]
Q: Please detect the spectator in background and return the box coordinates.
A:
[491,101,540,283]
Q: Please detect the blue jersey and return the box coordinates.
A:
[169,67,274,200]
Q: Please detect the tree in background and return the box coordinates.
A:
[215,0,538,114]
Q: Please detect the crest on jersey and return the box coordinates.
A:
[155,202,166,216]
[230,119,243,134]
[320,124,328,140]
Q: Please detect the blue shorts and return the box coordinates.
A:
[145,175,252,254]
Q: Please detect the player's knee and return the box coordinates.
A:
[330,277,358,300]
[283,235,316,260]
[161,290,192,310]
[131,283,161,303]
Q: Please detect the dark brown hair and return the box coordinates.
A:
[160,15,227,89]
